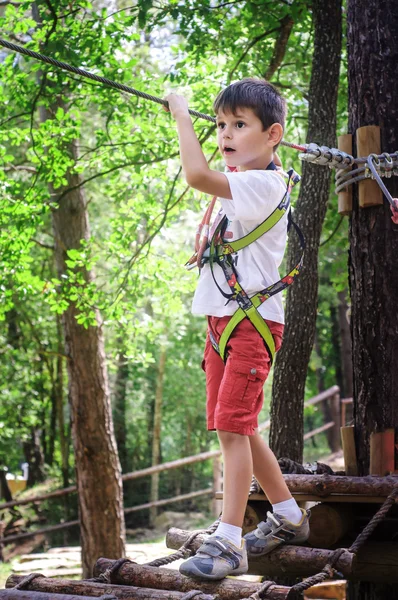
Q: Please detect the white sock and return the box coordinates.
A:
[272,498,302,525]
[210,521,242,547]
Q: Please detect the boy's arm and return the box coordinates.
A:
[166,93,232,199]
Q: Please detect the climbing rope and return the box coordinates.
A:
[287,483,398,597]
[1,37,398,210]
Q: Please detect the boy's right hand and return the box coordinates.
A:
[164,93,190,120]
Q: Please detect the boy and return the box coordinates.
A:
[165,78,309,581]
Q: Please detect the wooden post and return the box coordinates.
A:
[341,426,358,476]
[338,134,353,215]
[211,456,222,518]
[329,391,341,452]
[356,125,383,208]
[370,429,395,475]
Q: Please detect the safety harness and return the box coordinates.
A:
[191,163,305,364]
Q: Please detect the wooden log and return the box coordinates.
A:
[166,529,398,582]
[307,503,352,548]
[340,426,358,476]
[0,590,103,600]
[243,503,261,535]
[9,570,292,600]
[337,134,353,216]
[370,429,395,475]
[165,528,354,579]
[356,125,383,208]
[304,580,346,599]
[282,474,397,497]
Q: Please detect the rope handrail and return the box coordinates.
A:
[0,37,304,153]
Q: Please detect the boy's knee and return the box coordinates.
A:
[217,429,248,445]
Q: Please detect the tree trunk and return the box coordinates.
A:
[347,1,398,599]
[270,0,342,461]
[23,429,45,486]
[49,136,126,576]
[31,2,125,577]
[149,345,167,527]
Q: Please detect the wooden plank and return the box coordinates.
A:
[304,580,346,599]
[337,134,353,216]
[304,421,334,441]
[370,429,395,475]
[356,125,383,208]
[217,492,391,504]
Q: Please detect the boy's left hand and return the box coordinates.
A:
[164,93,189,120]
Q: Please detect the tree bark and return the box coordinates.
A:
[347,1,398,598]
[10,567,292,600]
[270,0,342,461]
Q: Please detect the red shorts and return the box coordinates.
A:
[203,316,284,436]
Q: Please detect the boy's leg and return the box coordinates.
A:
[217,430,252,527]
[244,431,310,557]
[249,430,294,504]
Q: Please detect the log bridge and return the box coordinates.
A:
[2,474,398,600]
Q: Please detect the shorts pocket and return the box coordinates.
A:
[220,360,268,410]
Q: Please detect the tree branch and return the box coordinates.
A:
[264,14,295,81]
[228,26,280,82]
[3,165,37,173]
[30,238,54,250]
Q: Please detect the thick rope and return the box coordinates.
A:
[289,484,398,596]
[0,38,303,151]
[89,557,133,584]
[145,518,220,567]
[13,573,45,590]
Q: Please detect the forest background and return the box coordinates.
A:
[0,0,350,536]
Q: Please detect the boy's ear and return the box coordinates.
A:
[266,123,283,147]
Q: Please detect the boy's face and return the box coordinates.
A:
[216,107,280,171]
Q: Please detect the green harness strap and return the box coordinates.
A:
[217,298,276,363]
[207,166,303,364]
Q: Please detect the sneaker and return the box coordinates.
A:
[179,535,248,580]
[244,508,310,557]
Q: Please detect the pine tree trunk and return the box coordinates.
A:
[347,1,398,598]
[270,0,342,461]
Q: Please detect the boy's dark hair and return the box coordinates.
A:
[213,78,286,137]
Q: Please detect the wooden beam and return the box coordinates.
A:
[337,134,353,215]
[370,429,395,475]
[356,125,383,208]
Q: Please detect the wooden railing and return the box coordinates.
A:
[0,386,345,545]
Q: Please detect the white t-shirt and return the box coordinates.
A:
[191,169,288,324]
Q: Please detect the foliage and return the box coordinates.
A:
[0,0,348,521]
